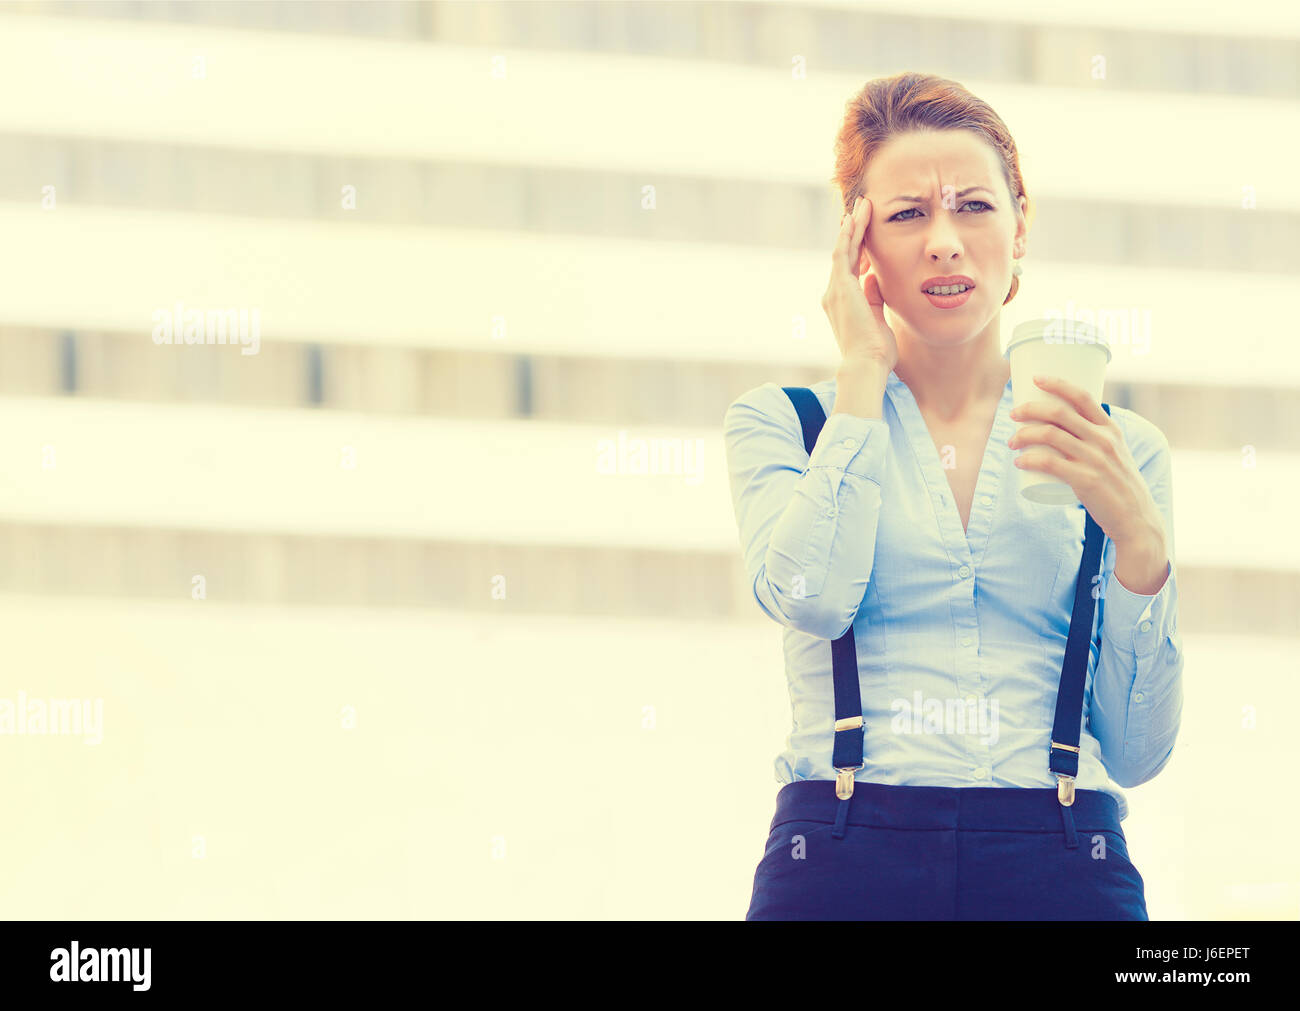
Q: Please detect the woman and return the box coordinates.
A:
[723,72,1183,920]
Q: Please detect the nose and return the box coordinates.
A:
[925,211,964,262]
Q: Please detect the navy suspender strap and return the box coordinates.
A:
[782,387,868,839]
[782,387,864,840]
[1050,401,1112,846]
[781,387,1111,845]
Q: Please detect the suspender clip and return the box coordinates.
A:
[835,766,862,800]
[1050,740,1080,806]
[833,716,864,799]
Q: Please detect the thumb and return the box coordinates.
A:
[863,272,888,324]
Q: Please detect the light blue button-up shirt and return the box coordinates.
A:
[723,370,1183,821]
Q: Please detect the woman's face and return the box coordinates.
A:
[858,129,1027,342]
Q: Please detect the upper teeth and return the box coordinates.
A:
[926,284,969,295]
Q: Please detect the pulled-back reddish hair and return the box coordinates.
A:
[831,72,1030,305]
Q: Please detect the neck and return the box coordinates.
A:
[892,324,1010,423]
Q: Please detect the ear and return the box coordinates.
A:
[1016,194,1031,243]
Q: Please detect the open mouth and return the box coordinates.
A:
[922,285,974,308]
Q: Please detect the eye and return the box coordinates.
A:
[888,200,994,222]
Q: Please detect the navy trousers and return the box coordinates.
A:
[745,779,1149,920]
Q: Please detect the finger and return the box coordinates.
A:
[1013,449,1067,478]
[1009,423,1086,461]
[849,196,870,278]
[1032,375,1109,426]
[863,270,885,309]
[831,208,855,270]
[862,272,893,341]
[1011,394,1095,444]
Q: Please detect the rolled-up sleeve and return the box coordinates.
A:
[1086,422,1184,789]
[723,383,890,640]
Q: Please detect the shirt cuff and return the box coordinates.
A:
[1101,558,1176,659]
[805,412,890,481]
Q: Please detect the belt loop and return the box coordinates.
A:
[832,798,851,839]
[832,791,852,839]
[1059,799,1078,849]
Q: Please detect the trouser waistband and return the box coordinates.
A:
[772,780,1122,834]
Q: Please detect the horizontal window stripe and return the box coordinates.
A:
[0,132,1293,274]
[24,1,1300,90]
[0,395,1294,572]
[0,14,1294,206]
[0,201,1293,389]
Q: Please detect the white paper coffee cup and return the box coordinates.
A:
[1004,317,1112,506]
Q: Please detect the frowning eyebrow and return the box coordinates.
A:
[888,186,994,205]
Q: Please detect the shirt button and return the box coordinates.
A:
[980,495,992,506]
[841,438,856,449]
[958,565,971,578]
[1134,692,1145,703]
[973,767,989,779]
[960,635,972,647]
[1140,620,1153,632]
